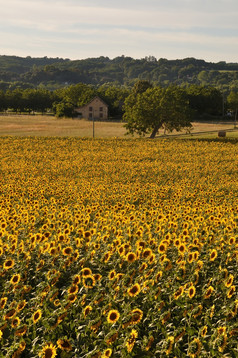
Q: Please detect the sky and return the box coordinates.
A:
[0,0,237,63]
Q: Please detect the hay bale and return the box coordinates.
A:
[218,131,226,137]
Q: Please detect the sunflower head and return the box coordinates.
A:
[57,338,72,351]
[32,309,42,324]
[107,309,120,324]
[3,259,14,270]
[127,283,141,297]
[39,343,57,358]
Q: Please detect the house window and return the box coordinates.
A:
[99,107,103,112]
[89,107,93,111]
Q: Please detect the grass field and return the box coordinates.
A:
[0,137,237,357]
[0,114,237,139]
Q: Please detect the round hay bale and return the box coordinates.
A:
[218,131,226,137]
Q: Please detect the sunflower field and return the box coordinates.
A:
[0,137,237,358]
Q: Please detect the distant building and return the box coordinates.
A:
[75,96,108,120]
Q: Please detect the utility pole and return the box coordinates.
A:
[92,109,95,138]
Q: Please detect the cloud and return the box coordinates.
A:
[1,0,237,32]
[0,0,237,61]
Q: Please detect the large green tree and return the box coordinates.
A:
[227,91,238,126]
[187,85,223,116]
[123,85,192,138]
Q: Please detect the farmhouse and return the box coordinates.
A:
[75,96,108,120]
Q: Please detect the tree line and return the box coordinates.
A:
[0,55,238,92]
[0,82,237,134]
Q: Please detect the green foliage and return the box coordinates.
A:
[227,91,238,111]
[54,101,74,118]
[0,55,238,90]
[123,84,192,138]
[187,85,223,116]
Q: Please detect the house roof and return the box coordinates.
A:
[76,96,108,110]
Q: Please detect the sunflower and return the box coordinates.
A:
[62,246,73,256]
[127,283,141,297]
[108,270,116,280]
[16,300,26,312]
[145,335,154,351]
[201,326,207,337]
[155,271,163,282]
[188,337,201,358]
[3,258,14,270]
[174,239,181,248]
[165,336,174,355]
[107,309,120,324]
[0,297,8,309]
[11,316,20,328]
[10,274,21,286]
[178,244,186,255]
[126,252,137,263]
[139,262,148,273]
[15,325,27,337]
[174,286,184,300]
[227,285,236,298]
[57,338,72,351]
[130,308,143,325]
[81,267,92,277]
[204,285,214,299]
[67,293,77,303]
[83,305,93,317]
[217,326,226,335]
[148,253,156,264]
[67,284,79,295]
[228,236,236,245]
[162,311,171,325]
[192,251,199,261]
[32,309,42,324]
[218,333,228,353]
[54,299,61,307]
[175,328,186,343]
[225,274,234,288]
[209,249,217,261]
[126,329,138,353]
[193,304,203,319]
[188,253,194,263]
[117,245,125,256]
[18,340,26,352]
[49,247,57,256]
[188,285,196,299]
[196,260,203,270]
[94,273,102,281]
[142,248,152,259]
[39,343,57,358]
[72,274,81,285]
[4,308,16,320]
[158,242,167,254]
[83,275,96,289]
[102,348,112,357]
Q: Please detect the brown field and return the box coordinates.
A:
[0,114,237,138]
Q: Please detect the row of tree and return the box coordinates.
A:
[0,82,237,138]
[124,81,233,138]
[0,55,238,92]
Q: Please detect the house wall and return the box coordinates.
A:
[75,97,108,120]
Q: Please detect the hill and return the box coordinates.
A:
[0,55,238,91]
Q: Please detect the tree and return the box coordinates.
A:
[123,86,192,138]
[0,90,6,111]
[97,85,130,117]
[187,85,223,116]
[53,100,74,118]
[132,80,153,95]
[227,91,238,127]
